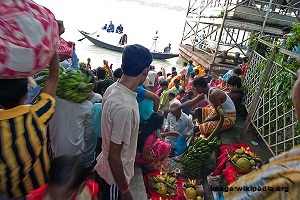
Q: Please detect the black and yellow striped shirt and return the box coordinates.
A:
[0,93,55,198]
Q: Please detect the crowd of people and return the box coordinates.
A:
[0,8,245,197]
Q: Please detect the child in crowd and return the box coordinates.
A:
[222,67,242,82]
[185,72,196,92]
[154,71,165,95]
[27,155,99,200]
[208,78,217,88]
[176,88,186,101]
[187,60,194,79]
[158,80,170,111]
[227,75,244,110]
[215,75,223,86]
[241,57,249,75]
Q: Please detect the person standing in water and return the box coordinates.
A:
[150,30,159,52]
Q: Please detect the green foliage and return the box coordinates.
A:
[249,34,272,57]
[246,28,300,153]
[79,62,86,68]
[286,23,300,50]
[217,10,227,18]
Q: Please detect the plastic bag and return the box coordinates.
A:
[174,135,187,156]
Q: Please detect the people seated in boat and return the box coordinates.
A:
[164,43,171,53]
[118,34,128,46]
[116,24,123,34]
[102,23,107,30]
[106,21,114,33]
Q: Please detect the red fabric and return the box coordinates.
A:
[223,164,246,184]
[26,180,99,200]
[241,64,247,75]
[57,37,74,58]
[210,142,253,183]
[185,77,194,92]
[155,87,163,97]
[26,184,48,200]
[0,0,59,78]
[144,171,184,200]
[215,79,222,86]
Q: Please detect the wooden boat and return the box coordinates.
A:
[78,30,179,60]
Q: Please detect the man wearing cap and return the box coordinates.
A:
[95,44,152,200]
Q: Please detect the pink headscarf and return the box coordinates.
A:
[0,0,59,79]
[150,138,171,158]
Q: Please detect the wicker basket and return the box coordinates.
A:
[182,183,205,200]
[227,150,252,173]
[147,175,178,198]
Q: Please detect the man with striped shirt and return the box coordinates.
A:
[0,52,59,199]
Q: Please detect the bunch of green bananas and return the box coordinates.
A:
[35,66,66,88]
[56,70,93,103]
[181,136,221,176]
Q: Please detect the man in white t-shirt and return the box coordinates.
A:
[147,65,157,92]
[95,44,153,200]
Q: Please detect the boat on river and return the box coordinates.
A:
[78,30,179,60]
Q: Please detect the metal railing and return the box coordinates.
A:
[242,38,300,156]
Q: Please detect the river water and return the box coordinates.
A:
[34,0,189,73]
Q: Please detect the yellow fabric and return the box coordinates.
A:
[193,65,205,76]
[199,107,236,135]
[225,146,300,200]
[159,89,170,112]
[168,75,184,89]
[0,93,55,198]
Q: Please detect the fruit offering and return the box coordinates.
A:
[56,70,93,103]
[148,172,178,197]
[230,147,262,172]
[35,66,66,88]
[181,136,221,176]
[183,179,205,200]
[36,68,93,104]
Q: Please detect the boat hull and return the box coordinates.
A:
[78,30,179,60]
